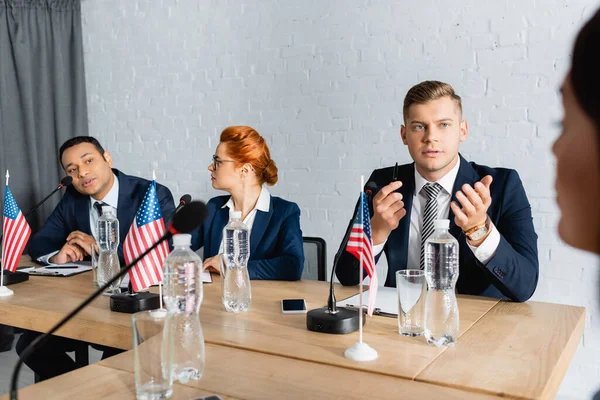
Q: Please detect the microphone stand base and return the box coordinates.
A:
[110,292,161,313]
[1,270,29,286]
[306,307,364,334]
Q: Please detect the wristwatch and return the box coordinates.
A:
[464,216,491,242]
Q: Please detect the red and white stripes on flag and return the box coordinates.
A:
[345,192,378,316]
[2,186,31,273]
[123,181,170,291]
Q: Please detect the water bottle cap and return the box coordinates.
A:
[173,233,192,246]
[434,219,450,229]
[101,205,113,214]
[231,211,242,220]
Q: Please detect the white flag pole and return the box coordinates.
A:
[152,168,164,309]
[0,170,14,296]
[344,174,377,361]
[358,175,364,344]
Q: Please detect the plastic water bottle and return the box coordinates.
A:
[162,233,205,383]
[222,211,251,313]
[424,219,460,347]
[96,206,120,293]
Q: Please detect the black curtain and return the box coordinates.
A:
[0,0,88,232]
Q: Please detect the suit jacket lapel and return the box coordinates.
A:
[250,197,273,256]
[75,196,92,235]
[397,165,415,269]
[209,206,229,256]
[115,170,139,243]
[448,155,479,239]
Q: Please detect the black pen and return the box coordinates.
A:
[393,162,399,181]
[45,266,79,269]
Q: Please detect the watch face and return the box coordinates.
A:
[469,226,488,241]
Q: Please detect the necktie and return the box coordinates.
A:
[420,182,443,269]
[93,201,107,217]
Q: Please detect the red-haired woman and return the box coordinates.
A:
[191,126,304,280]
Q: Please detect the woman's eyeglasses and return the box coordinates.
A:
[212,155,236,170]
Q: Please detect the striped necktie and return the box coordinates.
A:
[420,182,443,269]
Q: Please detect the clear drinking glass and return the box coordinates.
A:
[91,243,99,287]
[132,310,174,400]
[396,269,426,336]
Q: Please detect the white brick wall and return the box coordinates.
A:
[80,1,600,397]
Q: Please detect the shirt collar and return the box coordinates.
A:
[222,186,271,213]
[414,157,461,197]
[89,172,119,209]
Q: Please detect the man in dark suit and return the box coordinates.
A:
[336,81,539,302]
[17,136,176,381]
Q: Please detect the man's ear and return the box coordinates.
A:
[400,125,408,145]
[459,120,469,143]
[103,151,114,167]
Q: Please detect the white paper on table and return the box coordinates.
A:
[201,270,213,283]
[24,261,93,277]
[336,286,398,316]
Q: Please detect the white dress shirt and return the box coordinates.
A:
[37,173,119,263]
[217,186,271,255]
[373,161,500,266]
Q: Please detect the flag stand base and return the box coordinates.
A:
[0,286,14,297]
[110,292,160,313]
[1,270,29,285]
[344,341,378,361]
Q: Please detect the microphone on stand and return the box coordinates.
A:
[24,176,73,218]
[175,194,192,213]
[306,182,379,334]
[1,176,73,286]
[9,201,208,400]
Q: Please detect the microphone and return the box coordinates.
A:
[24,176,73,218]
[1,177,74,286]
[175,194,192,212]
[307,197,364,334]
[364,181,379,198]
[10,201,208,400]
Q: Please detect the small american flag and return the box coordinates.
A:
[345,192,378,316]
[123,181,170,292]
[2,186,31,273]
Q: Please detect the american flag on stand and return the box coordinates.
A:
[345,192,378,316]
[123,181,170,292]
[2,186,31,273]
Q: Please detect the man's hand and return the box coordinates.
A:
[202,255,222,274]
[66,231,97,256]
[370,181,406,245]
[450,175,493,234]
[49,242,85,264]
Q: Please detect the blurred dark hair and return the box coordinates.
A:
[571,8,600,132]
[59,136,106,165]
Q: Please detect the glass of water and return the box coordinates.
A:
[132,310,174,400]
[396,269,426,336]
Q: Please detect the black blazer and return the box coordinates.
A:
[335,155,539,302]
[190,195,304,281]
[28,169,176,265]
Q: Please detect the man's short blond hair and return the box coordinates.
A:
[403,81,462,121]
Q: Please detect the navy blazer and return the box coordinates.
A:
[335,155,539,302]
[190,194,304,281]
[28,169,176,265]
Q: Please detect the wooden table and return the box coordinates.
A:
[0,257,586,399]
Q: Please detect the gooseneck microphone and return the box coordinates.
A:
[10,201,208,400]
[24,176,73,218]
[175,194,192,212]
[307,182,381,334]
